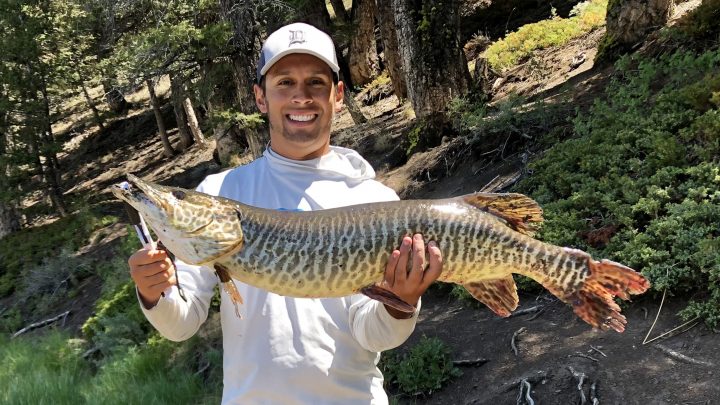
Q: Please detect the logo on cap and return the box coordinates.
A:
[288,30,306,46]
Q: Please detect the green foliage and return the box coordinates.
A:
[0,307,23,334]
[449,93,572,155]
[0,208,116,297]
[517,49,720,326]
[81,281,152,357]
[0,333,89,404]
[0,332,211,405]
[381,336,461,397]
[81,338,207,404]
[673,0,720,42]
[406,125,422,155]
[17,247,93,314]
[208,109,265,131]
[485,0,607,71]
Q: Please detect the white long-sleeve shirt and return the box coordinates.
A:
[139,146,420,404]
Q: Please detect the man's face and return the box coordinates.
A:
[254,53,344,160]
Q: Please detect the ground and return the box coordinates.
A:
[19,4,717,402]
[407,289,718,404]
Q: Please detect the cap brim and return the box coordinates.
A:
[259,49,340,79]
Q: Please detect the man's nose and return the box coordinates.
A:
[292,84,313,104]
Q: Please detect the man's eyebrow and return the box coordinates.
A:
[272,69,331,76]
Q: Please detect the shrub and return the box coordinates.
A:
[517,49,720,327]
[673,0,720,42]
[484,0,607,71]
[0,207,116,297]
[380,336,461,396]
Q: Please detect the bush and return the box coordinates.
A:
[0,207,117,297]
[484,0,607,71]
[673,0,720,42]
[517,49,720,327]
[380,336,461,397]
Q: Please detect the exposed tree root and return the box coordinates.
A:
[566,366,588,405]
[453,358,489,367]
[655,344,715,367]
[509,305,543,318]
[516,378,535,405]
[511,327,527,356]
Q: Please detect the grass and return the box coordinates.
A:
[0,332,217,405]
[484,0,607,71]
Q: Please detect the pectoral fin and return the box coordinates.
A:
[214,263,244,319]
[462,192,543,237]
[361,285,415,314]
[464,276,519,317]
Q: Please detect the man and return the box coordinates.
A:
[128,22,442,404]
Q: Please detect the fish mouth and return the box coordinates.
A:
[111,174,172,213]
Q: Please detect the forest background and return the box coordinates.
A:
[1,0,719,403]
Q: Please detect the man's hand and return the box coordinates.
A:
[383,234,442,319]
[128,248,177,309]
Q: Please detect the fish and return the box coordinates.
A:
[112,174,650,332]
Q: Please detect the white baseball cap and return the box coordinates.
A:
[256,22,340,83]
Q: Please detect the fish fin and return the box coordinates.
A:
[463,276,519,317]
[565,259,650,333]
[361,285,415,314]
[461,192,543,237]
[214,263,244,319]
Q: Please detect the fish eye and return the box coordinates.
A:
[172,190,186,200]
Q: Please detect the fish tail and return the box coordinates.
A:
[568,259,650,333]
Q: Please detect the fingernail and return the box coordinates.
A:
[428,240,437,247]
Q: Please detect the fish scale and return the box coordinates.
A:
[113,174,650,333]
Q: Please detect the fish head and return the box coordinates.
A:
[112,174,244,265]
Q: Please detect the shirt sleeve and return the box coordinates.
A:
[347,294,422,352]
[138,259,218,342]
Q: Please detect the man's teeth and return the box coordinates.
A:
[288,114,315,122]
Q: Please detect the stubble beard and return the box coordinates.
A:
[267,99,333,144]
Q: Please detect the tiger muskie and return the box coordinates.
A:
[112,174,650,332]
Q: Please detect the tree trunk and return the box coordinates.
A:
[329,0,350,21]
[300,0,356,91]
[344,89,368,124]
[0,202,20,238]
[349,0,380,87]
[392,0,470,146]
[39,82,68,217]
[0,124,20,238]
[598,0,675,63]
[81,83,105,132]
[183,97,206,145]
[146,79,175,158]
[29,131,67,217]
[218,0,268,162]
[375,0,407,100]
[169,74,194,151]
[299,0,333,31]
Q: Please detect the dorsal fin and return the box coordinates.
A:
[461,192,543,237]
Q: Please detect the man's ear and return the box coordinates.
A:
[254,84,267,113]
[335,81,345,113]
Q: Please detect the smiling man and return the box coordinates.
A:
[128,22,442,404]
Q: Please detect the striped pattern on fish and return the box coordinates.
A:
[112,175,650,332]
